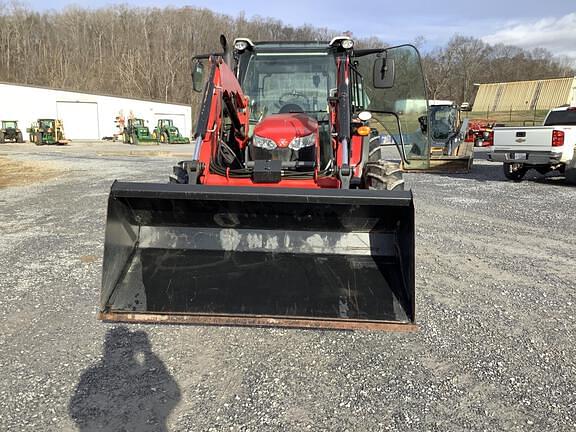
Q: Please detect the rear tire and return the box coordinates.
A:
[363,160,405,191]
[35,132,43,146]
[0,132,4,143]
[503,162,526,182]
[130,133,139,145]
[565,159,576,185]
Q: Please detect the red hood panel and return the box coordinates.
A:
[254,113,318,148]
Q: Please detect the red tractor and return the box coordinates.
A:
[464,119,496,147]
[100,36,431,331]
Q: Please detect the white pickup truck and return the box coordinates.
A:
[489,106,576,184]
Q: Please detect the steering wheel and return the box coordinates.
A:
[278,91,310,108]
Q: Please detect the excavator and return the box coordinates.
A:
[99,36,431,331]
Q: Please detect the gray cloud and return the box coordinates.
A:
[482,13,576,59]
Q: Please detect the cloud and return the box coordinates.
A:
[482,13,576,59]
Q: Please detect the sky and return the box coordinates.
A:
[24,0,576,58]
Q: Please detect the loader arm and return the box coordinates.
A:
[194,56,249,173]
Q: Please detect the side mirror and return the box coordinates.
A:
[373,56,395,89]
[192,61,204,92]
[418,115,428,134]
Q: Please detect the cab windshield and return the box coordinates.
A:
[241,53,336,122]
[2,121,16,128]
[429,105,457,140]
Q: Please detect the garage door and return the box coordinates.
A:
[153,113,188,136]
[56,102,99,140]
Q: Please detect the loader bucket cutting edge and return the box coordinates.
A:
[427,156,473,173]
[101,183,416,331]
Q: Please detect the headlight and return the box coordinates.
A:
[288,133,316,150]
[252,134,277,150]
[234,40,249,51]
[341,39,354,50]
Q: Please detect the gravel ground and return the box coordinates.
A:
[0,142,574,431]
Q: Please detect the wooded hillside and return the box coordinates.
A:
[0,4,573,105]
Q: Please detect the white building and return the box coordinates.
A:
[0,82,192,140]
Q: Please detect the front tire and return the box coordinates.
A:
[503,162,526,182]
[16,132,23,143]
[363,160,405,191]
[35,132,44,146]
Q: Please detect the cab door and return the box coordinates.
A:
[353,45,430,170]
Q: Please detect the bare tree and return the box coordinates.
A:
[0,5,571,106]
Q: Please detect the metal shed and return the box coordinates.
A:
[473,77,576,112]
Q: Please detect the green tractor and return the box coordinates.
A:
[27,119,68,145]
[0,120,24,143]
[123,118,157,145]
[152,119,190,144]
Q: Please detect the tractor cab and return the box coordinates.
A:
[237,41,336,168]
[430,104,459,140]
[129,118,145,128]
[427,102,461,155]
[38,119,56,131]
[2,120,18,130]
[191,37,431,181]
[0,120,23,143]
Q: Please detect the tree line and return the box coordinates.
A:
[0,3,573,107]
[421,35,575,104]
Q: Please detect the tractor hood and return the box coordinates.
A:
[254,113,317,148]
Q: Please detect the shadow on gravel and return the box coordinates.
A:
[429,159,574,187]
[426,161,504,183]
[69,326,181,432]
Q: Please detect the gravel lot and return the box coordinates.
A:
[0,141,574,431]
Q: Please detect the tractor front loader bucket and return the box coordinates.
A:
[169,136,190,144]
[99,183,416,331]
[427,141,475,173]
[427,156,473,173]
